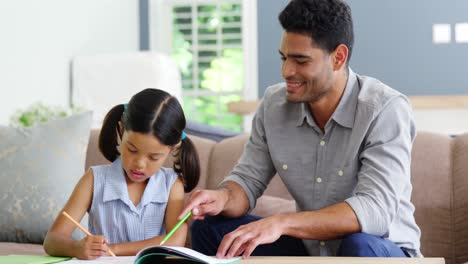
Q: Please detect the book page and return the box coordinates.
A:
[159,246,241,264]
[62,256,135,264]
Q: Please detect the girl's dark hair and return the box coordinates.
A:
[279,0,354,64]
[98,88,200,192]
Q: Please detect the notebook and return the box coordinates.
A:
[0,255,71,264]
[134,246,241,264]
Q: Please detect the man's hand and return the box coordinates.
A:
[178,189,229,220]
[217,215,284,259]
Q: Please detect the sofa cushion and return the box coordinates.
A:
[178,135,216,191]
[411,132,452,260]
[207,134,249,189]
[84,129,110,170]
[453,133,468,264]
[0,111,92,244]
[0,242,45,255]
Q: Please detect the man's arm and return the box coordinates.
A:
[180,93,277,220]
[219,96,277,212]
[278,202,360,240]
[217,202,360,258]
[345,96,416,236]
[219,181,250,218]
[180,181,249,220]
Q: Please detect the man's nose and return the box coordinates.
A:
[282,60,296,78]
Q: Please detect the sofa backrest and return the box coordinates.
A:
[411,132,453,261]
[451,134,468,264]
[410,132,468,264]
[205,132,468,264]
[85,129,468,264]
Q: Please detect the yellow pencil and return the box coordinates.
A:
[62,211,116,257]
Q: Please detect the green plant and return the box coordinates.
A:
[9,102,85,128]
[171,3,244,132]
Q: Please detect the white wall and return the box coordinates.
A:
[414,109,468,135]
[0,0,138,125]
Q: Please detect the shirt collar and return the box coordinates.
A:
[296,103,317,128]
[330,68,358,128]
[102,158,168,207]
[295,68,358,129]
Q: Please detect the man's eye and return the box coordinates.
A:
[297,60,307,65]
[280,57,286,61]
[127,148,137,153]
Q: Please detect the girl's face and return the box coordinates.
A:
[120,131,172,183]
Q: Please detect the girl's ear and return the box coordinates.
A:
[174,141,182,150]
[118,121,123,135]
[170,142,182,156]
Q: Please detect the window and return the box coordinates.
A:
[150,0,257,131]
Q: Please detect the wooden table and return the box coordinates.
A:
[239,257,445,264]
[59,256,446,263]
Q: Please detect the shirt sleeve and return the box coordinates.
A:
[345,96,416,236]
[220,96,277,211]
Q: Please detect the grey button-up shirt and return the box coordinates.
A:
[223,69,421,257]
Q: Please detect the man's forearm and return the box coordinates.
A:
[280,202,361,240]
[218,181,250,218]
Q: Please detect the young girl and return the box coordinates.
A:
[43,88,200,259]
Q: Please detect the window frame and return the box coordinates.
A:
[149,0,258,131]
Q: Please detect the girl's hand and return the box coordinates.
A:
[75,235,110,260]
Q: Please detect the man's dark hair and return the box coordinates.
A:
[279,0,354,64]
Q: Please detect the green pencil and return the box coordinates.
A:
[160,210,192,245]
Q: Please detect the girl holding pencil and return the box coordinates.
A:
[43,88,200,259]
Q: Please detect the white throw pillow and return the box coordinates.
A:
[0,111,92,243]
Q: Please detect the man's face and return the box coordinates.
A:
[280,32,335,104]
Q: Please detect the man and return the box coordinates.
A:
[179,0,421,258]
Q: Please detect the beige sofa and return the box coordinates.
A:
[2,129,468,264]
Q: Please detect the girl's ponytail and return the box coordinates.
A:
[173,135,200,192]
[99,104,125,162]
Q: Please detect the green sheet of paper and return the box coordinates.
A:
[0,255,71,264]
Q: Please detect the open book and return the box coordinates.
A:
[134,246,241,264]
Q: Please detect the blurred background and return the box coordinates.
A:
[1,0,467,134]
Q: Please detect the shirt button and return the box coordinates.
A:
[320,241,326,246]
[338,170,344,176]
[316,177,322,183]
[282,164,288,170]
[320,140,326,146]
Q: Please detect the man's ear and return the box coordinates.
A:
[331,44,349,71]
